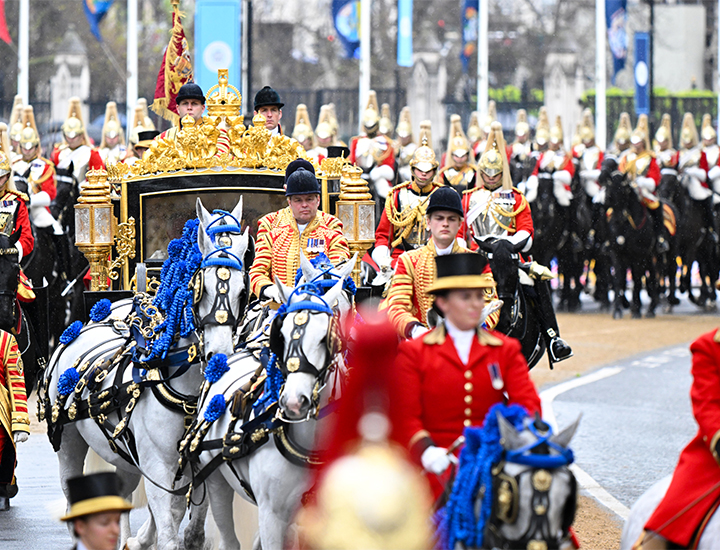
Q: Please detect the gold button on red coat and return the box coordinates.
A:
[464,419,471,427]
[464,370,473,379]
[464,382,473,392]
[464,395,472,404]
[464,408,472,417]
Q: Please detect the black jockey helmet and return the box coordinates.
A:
[254,86,284,110]
[176,83,205,105]
[426,187,464,218]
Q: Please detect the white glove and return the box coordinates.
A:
[371,245,392,270]
[15,242,23,262]
[580,169,600,183]
[637,177,656,192]
[370,164,394,183]
[481,299,504,325]
[552,170,572,186]
[685,166,707,182]
[13,431,28,444]
[29,191,51,208]
[421,446,457,475]
[262,285,281,303]
[410,324,429,340]
[709,165,720,182]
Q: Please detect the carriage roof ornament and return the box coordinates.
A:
[205,68,242,118]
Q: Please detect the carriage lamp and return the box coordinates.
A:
[335,164,375,284]
[75,169,114,291]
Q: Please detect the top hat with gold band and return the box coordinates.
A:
[426,253,496,294]
[60,472,133,521]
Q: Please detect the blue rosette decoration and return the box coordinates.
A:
[59,321,83,346]
[204,354,229,384]
[57,367,80,396]
[203,394,227,423]
[89,299,112,323]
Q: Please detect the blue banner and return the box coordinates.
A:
[333,0,361,59]
[397,0,413,67]
[606,0,627,85]
[195,0,242,97]
[83,0,114,42]
[460,0,479,73]
[634,32,650,116]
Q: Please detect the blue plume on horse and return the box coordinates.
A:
[204,353,229,383]
[59,320,83,346]
[204,394,227,423]
[437,403,529,550]
[57,367,80,396]
[293,253,357,296]
[89,299,112,323]
[148,219,202,360]
[253,347,284,414]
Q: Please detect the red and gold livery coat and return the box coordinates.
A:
[381,239,499,338]
[393,324,541,497]
[0,330,29,485]
[645,329,720,547]
[249,207,350,298]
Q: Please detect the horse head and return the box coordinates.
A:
[0,230,21,329]
[298,251,358,316]
[474,237,521,310]
[195,197,249,360]
[271,272,350,422]
[485,413,580,550]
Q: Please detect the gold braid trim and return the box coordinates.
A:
[385,185,432,248]
[477,190,528,233]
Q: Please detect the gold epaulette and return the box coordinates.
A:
[2,189,29,202]
[462,186,476,195]
[477,328,503,346]
[713,328,720,343]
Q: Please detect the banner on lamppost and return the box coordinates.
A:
[332,0,361,59]
[195,0,241,96]
[397,0,413,67]
[634,32,650,116]
[606,0,627,85]
[460,0,478,73]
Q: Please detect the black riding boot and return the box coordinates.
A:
[534,280,573,362]
[650,206,669,253]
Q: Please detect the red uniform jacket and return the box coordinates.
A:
[393,324,541,495]
[349,135,395,168]
[645,329,720,546]
[0,189,33,258]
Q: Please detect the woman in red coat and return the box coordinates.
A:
[638,328,720,548]
[393,252,542,499]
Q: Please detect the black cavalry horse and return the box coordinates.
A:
[528,172,568,271]
[601,159,660,319]
[0,231,42,395]
[475,238,546,369]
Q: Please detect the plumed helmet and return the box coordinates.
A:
[466,111,482,144]
[253,85,284,110]
[479,121,513,191]
[614,112,632,145]
[292,104,313,143]
[680,112,699,148]
[550,115,563,145]
[20,106,40,149]
[396,106,413,139]
[315,105,334,141]
[579,108,595,143]
[655,113,673,148]
[534,107,550,147]
[62,97,87,141]
[379,103,394,136]
[426,186,464,217]
[631,114,650,150]
[176,82,205,105]
[100,101,125,148]
[362,91,380,132]
[515,109,530,138]
[0,123,11,178]
[409,137,438,173]
[446,114,470,159]
[481,100,497,137]
[701,113,716,142]
[9,95,23,144]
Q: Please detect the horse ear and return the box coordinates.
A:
[323,277,346,309]
[237,227,250,258]
[337,253,358,281]
[274,276,292,304]
[497,412,523,450]
[550,414,582,449]
[230,196,243,222]
[196,198,212,228]
[299,251,316,283]
[9,228,21,245]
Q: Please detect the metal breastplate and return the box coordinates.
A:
[679,147,701,170]
[398,143,417,166]
[705,145,719,167]
[581,148,600,171]
[0,197,19,236]
[656,148,676,168]
[395,187,430,247]
[468,188,516,238]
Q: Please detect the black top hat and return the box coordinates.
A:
[176,83,205,105]
[286,167,321,196]
[60,472,133,521]
[327,145,351,159]
[136,130,160,148]
[426,187,464,218]
[427,253,495,294]
[254,86,284,110]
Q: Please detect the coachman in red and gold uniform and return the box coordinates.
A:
[0,330,29,511]
[249,159,350,300]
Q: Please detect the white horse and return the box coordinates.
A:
[39,197,249,550]
[188,256,356,550]
[620,475,720,550]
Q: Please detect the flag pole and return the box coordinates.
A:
[358,0,371,132]
[596,0,607,148]
[18,0,28,104]
[127,0,138,139]
[476,0,488,117]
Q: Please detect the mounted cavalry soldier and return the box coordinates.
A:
[382,186,500,339]
[465,122,572,362]
[249,159,350,302]
[574,109,604,203]
[12,106,60,236]
[0,125,33,262]
[349,90,396,217]
[676,113,717,244]
[701,114,720,214]
[0,329,29,511]
[372,124,442,271]
[392,252,541,499]
[525,115,574,209]
[607,112,633,161]
[654,114,678,176]
[394,107,417,183]
[509,109,533,186]
[438,115,478,193]
[51,97,104,185]
[97,102,126,166]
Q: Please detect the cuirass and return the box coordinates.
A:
[395,187,430,247]
[656,148,676,168]
[468,188,516,238]
[398,143,417,165]
[512,142,531,161]
[679,146,701,170]
[0,200,18,235]
[705,144,719,167]
[581,147,600,171]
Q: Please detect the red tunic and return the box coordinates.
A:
[393,324,541,496]
[645,329,720,546]
[461,187,534,248]
[348,135,395,168]
[0,189,33,257]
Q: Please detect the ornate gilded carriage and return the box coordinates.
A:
[75,70,374,296]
